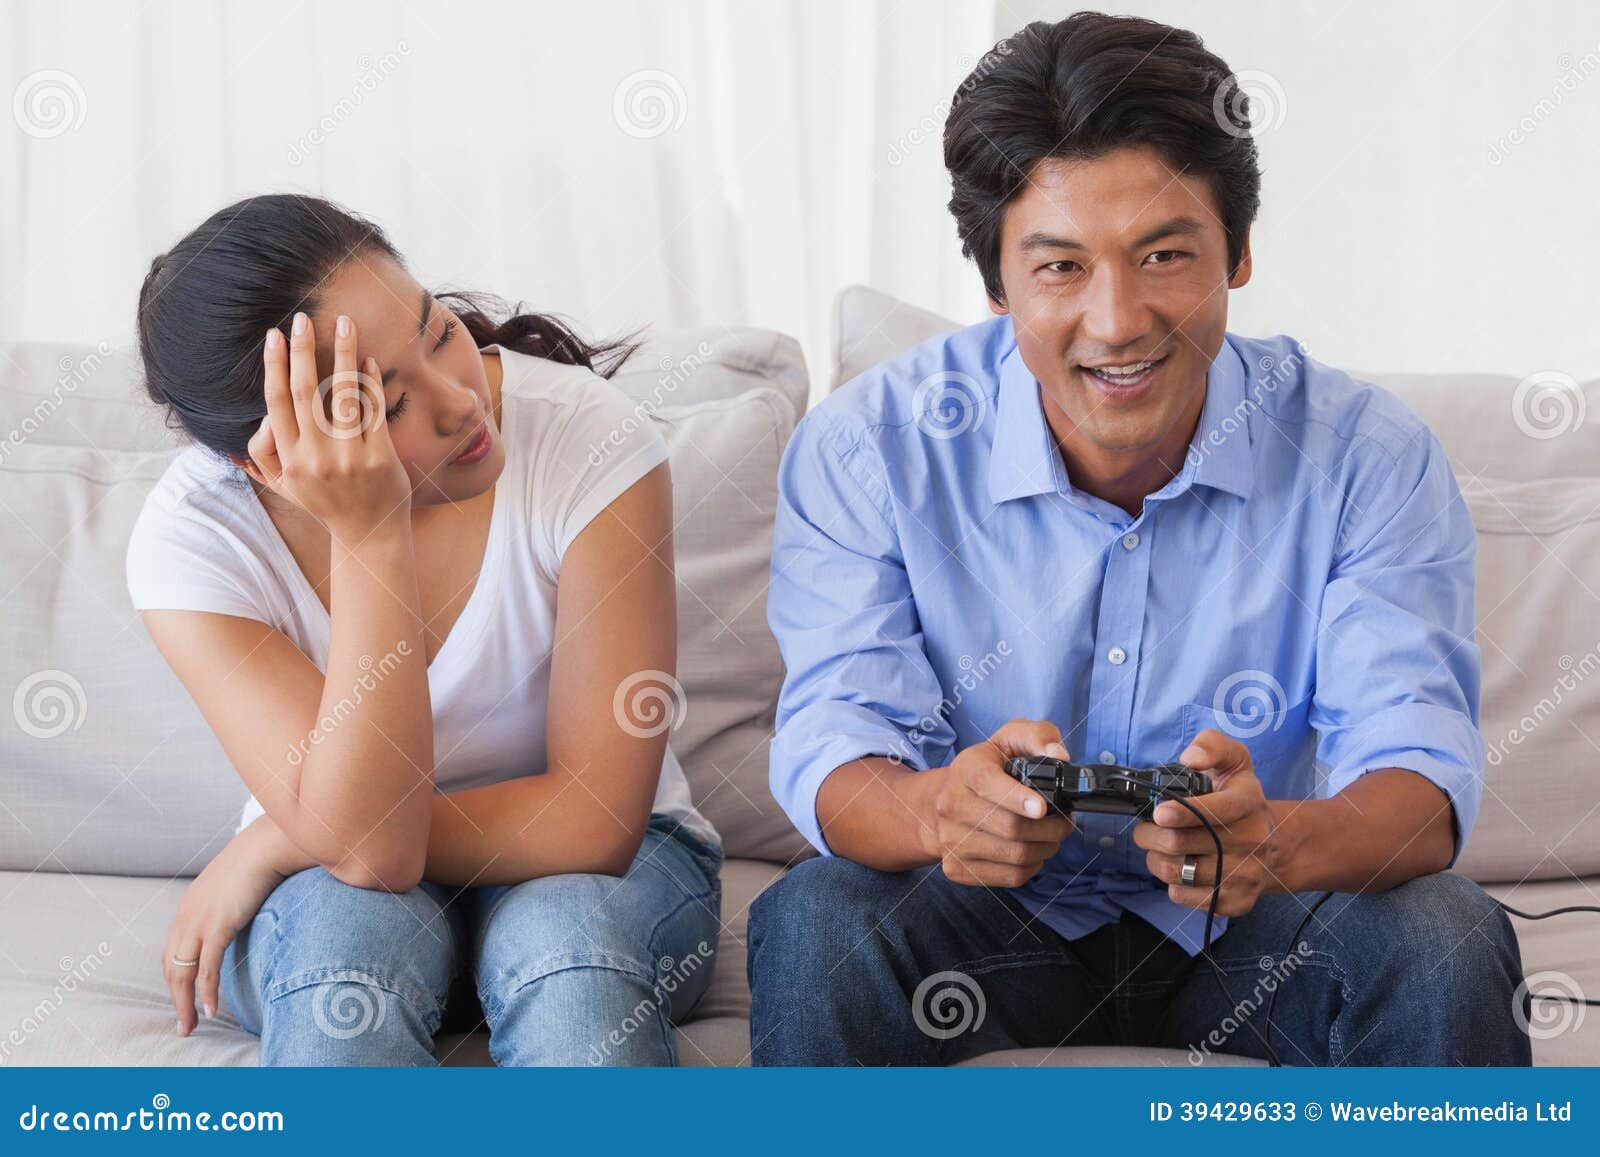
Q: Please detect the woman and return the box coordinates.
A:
[126,194,721,1066]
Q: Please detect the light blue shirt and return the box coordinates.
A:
[767,315,1484,954]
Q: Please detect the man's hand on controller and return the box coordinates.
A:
[1133,729,1281,917]
[924,719,1075,888]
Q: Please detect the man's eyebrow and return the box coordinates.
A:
[1017,216,1207,256]
[381,288,434,385]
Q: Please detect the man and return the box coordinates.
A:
[749,11,1529,1066]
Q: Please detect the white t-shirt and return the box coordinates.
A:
[125,345,717,847]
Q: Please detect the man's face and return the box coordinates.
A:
[993,145,1251,462]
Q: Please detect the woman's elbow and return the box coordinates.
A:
[327,852,426,893]
[588,826,648,878]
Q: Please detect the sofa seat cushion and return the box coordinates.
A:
[0,859,786,1067]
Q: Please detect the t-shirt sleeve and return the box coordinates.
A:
[530,373,671,560]
[125,491,268,623]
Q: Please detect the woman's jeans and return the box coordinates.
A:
[221,815,723,1066]
[748,859,1533,1066]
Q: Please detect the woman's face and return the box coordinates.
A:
[303,254,506,508]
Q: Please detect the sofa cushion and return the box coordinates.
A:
[0,330,808,873]
[1456,476,1600,880]
[0,857,784,1067]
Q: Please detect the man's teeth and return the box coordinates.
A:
[1086,359,1157,379]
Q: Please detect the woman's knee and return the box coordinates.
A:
[474,868,717,1060]
[250,868,461,1063]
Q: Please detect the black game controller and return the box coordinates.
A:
[1004,757,1213,818]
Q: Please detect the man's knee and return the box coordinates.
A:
[1341,872,1521,988]
[752,857,909,945]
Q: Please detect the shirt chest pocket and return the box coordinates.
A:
[1179,688,1318,797]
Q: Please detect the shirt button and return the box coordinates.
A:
[1099,750,1116,764]
[1122,532,1140,550]
[1107,646,1127,665]
[1097,835,1116,848]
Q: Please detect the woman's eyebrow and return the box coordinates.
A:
[381,288,435,385]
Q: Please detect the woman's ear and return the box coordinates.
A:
[229,454,268,490]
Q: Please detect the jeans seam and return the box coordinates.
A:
[265,966,446,1033]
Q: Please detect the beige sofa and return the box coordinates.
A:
[2,287,1596,1066]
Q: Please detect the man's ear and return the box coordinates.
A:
[987,291,1009,316]
[1227,231,1253,291]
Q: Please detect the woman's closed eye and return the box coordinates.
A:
[384,317,459,420]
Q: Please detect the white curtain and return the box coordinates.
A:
[3,0,998,396]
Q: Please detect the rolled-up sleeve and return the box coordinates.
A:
[1311,426,1486,864]
[767,410,954,856]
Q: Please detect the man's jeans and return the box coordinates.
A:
[748,858,1532,1066]
[221,815,723,1066]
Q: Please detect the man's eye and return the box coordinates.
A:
[1042,261,1080,274]
[1146,250,1186,265]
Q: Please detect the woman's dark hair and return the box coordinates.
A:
[136,193,638,458]
[944,12,1262,304]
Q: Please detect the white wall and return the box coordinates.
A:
[5,1,1595,391]
[996,0,1600,383]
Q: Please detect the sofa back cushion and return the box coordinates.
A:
[0,328,809,875]
[831,285,1600,882]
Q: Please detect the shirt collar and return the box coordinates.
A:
[987,328,1255,506]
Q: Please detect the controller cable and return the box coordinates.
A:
[1126,780,1600,1065]
[1104,775,1285,1066]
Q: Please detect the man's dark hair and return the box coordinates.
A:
[943,11,1262,304]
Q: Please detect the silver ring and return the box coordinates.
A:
[170,957,199,968]
[1180,855,1199,886]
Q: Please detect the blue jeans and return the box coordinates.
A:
[221,815,723,1066]
[748,858,1531,1066]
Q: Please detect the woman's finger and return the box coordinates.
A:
[246,415,282,488]
[164,931,203,1036]
[362,357,392,447]
[197,931,228,1021]
[328,314,365,440]
[286,311,322,439]
[261,326,299,450]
